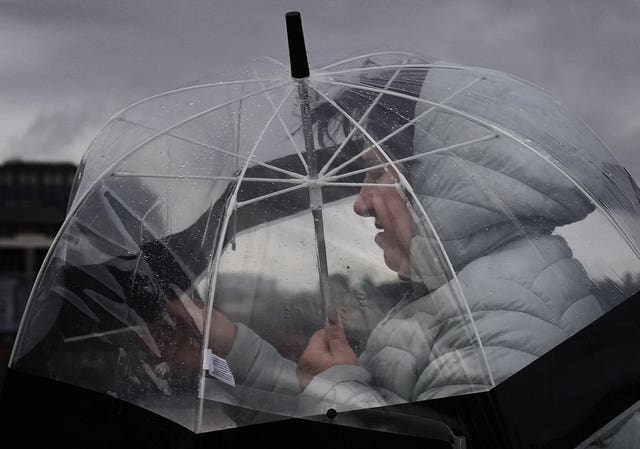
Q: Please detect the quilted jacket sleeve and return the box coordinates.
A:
[585,412,640,448]
[225,323,300,396]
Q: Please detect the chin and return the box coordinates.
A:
[382,251,409,277]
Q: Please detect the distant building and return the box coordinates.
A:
[0,160,77,337]
[0,160,77,236]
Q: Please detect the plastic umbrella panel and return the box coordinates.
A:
[9,52,640,434]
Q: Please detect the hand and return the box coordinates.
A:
[165,296,236,357]
[297,310,358,390]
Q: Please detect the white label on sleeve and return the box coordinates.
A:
[203,349,236,387]
[202,348,213,370]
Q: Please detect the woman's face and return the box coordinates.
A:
[353,149,412,279]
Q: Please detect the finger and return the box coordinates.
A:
[309,329,329,350]
[325,311,350,353]
[327,309,341,326]
[299,330,330,370]
[324,309,337,337]
[324,308,340,346]
[166,299,190,322]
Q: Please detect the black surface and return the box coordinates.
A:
[490,289,640,448]
[285,12,310,79]
[0,370,455,449]
[1,290,639,448]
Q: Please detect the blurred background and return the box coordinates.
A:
[1,0,639,387]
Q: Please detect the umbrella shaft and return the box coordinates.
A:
[299,83,319,177]
[311,207,330,313]
[298,81,331,314]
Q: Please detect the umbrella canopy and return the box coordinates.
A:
[5,12,640,448]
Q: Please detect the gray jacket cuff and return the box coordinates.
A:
[226,323,300,395]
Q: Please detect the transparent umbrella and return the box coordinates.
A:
[5,11,640,449]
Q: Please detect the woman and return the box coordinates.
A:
[209,66,611,418]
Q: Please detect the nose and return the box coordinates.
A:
[353,187,374,217]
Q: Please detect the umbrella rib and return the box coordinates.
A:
[117,117,305,180]
[310,181,396,188]
[200,180,226,250]
[72,222,134,255]
[234,180,398,208]
[314,63,487,78]
[139,196,163,242]
[235,182,309,208]
[316,51,417,71]
[233,87,244,175]
[104,78,285,127]
[323,75,485,177]
[318,55,412,177]
[112,172,305,184]
[258,78,310,175]
[198,86,296,425]
[323,134,498,182]
[130,196,165,290]
[63,325,146,343]
[308,80,496,388]
[262,56,287,68]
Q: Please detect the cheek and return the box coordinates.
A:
[382,244,410,275]
[386,196,413,245]
[376,232,409,266]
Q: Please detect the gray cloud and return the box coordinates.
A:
[5,103,107,162]
[0,0,143,25]
[1,0,639,176]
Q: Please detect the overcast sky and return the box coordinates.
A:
[1,0,639,176]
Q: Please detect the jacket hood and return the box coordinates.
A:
[407,67,596,286]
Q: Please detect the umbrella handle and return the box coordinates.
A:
[286,11,310,79]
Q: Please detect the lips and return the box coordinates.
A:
[375,230,391,248]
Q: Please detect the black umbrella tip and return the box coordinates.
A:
[285,11,310,78]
